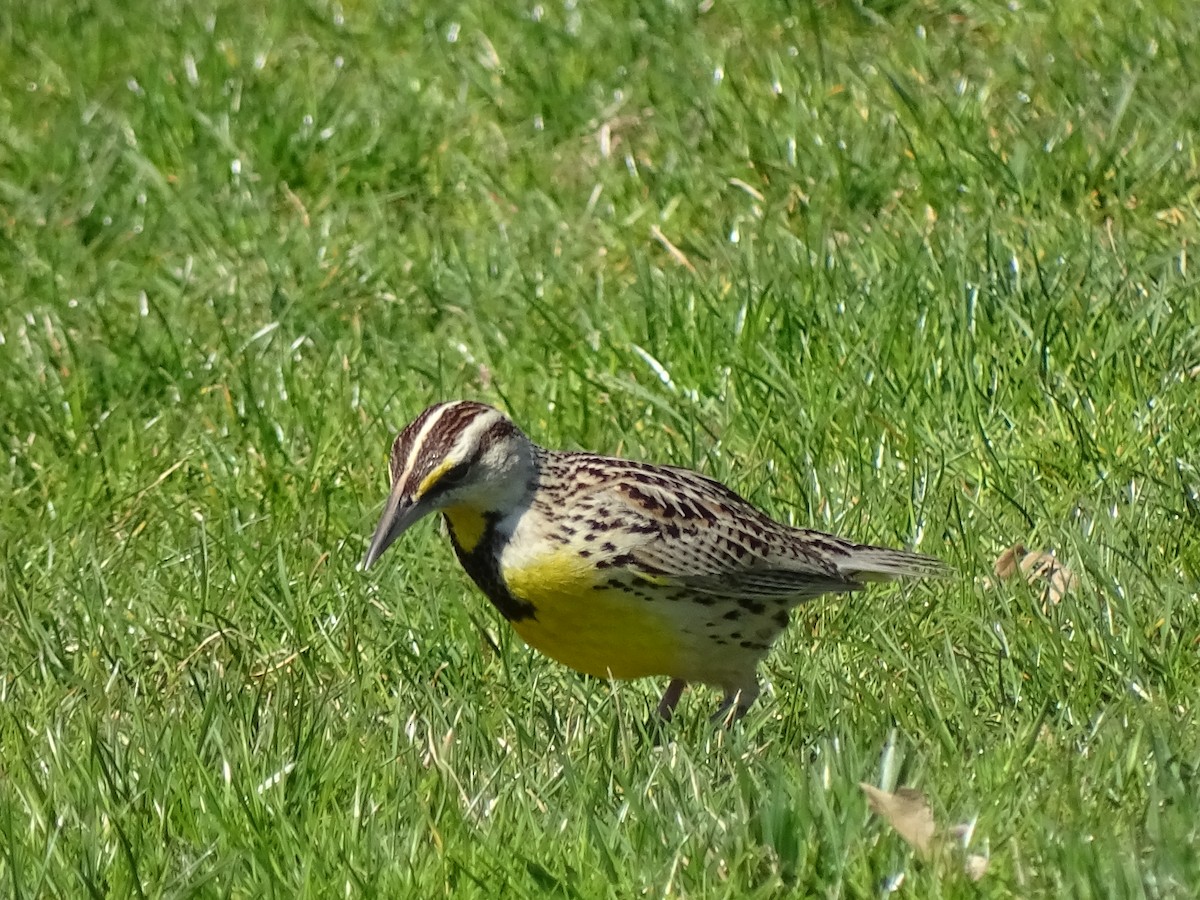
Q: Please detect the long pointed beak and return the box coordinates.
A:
[362,485,427,570]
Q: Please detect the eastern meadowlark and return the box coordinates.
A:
[363,401,946,720]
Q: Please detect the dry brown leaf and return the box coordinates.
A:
[964,853,990,881]
[1155,206,1187,226]
[860,783,936,857]
[994,543,1078,605]
[993,544,1026,579]
[862,785,990,880]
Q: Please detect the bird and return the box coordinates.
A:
[362,400,946,721]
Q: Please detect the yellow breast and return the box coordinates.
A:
[500,549,684,680]
[444,505,489,552]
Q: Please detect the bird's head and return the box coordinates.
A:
[362,401,537,569]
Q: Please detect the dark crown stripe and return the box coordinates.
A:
[422,402,491,453]
[389,403,444,477]
[478,414,519,448]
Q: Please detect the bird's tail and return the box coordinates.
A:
[840,544,951,582]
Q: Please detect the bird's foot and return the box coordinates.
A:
[711,684,760,727]
[638,679,688,744]
[654,678,687,722]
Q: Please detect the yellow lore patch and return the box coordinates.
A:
[416,461,452,502]
[502,550,683,680]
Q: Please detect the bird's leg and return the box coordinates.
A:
[655,678,688,721]
[712,682,760,726]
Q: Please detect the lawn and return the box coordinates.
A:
[2,0,1199,896]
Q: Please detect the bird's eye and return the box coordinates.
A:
[419,457,477,503]
[438,461,471,488]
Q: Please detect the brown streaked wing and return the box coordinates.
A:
[551,454,846,590]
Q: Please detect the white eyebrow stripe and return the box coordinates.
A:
[456,407,504,451]
[395,402,452,490]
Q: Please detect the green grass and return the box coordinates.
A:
[3,0,1199,895]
